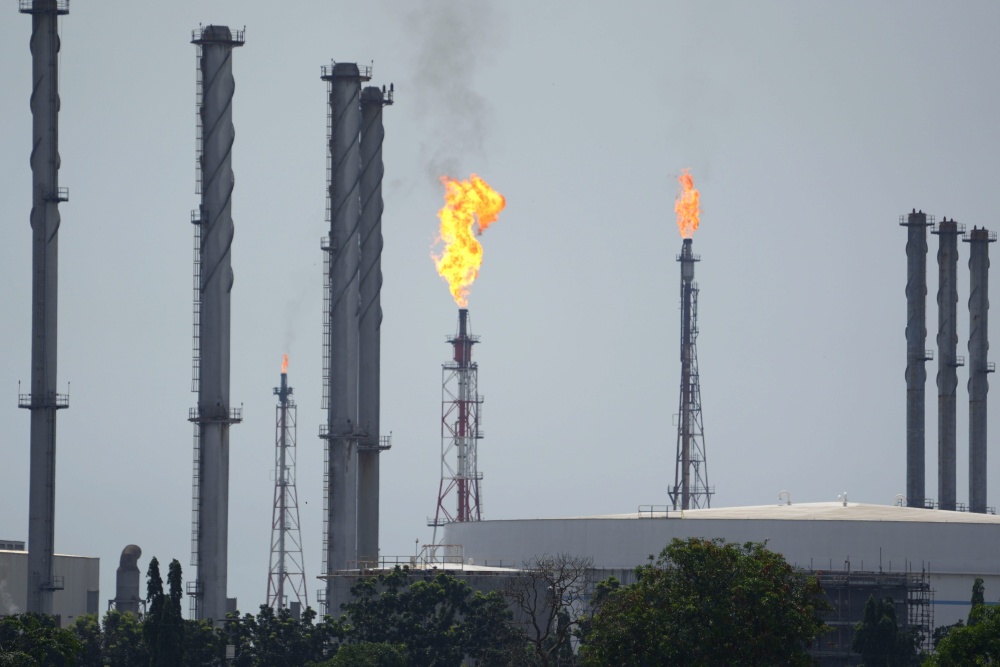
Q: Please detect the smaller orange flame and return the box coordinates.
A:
[675,169,701,239]
[433,174,506,307]
[281,354,288,374]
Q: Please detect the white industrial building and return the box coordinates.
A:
[0,544,100,626]
[443,501,1000,629]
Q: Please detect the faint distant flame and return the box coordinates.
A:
[432,174,506,307]
[281,354,288,374]
[675,169,701,239]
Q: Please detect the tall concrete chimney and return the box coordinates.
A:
[901,210,933,508]
[19,0,71,615]
[966,226,996,513]
[320,62,366,612]
[189,24,244,622]
[933,219,963,511]
[357,84,393,565]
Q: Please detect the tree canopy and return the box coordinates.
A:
[0,612,81,667]
[926,577,1000,665]
[581,537,829,666]
[851,595,919,667]
[335,565,525,666]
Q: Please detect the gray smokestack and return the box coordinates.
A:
[357,84,393,565]
[966,226,995,513]
[190,24,244,622]
[20,0,71,616]
[114,545,142,614]
[321,62,366,611]
[934,219,963,511]
[902,210,932,508]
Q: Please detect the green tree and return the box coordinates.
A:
[144,555,164,666]
[248,605,330,666]
[969,577,986,626]
[337,566,525,666]
[926,604,1000,665]
[215,605,335,667]
[151,559,185,666]
[580,538,828,666]
[319,642,408,666]
[70,613,103,667]
[181,618,224,666]
[102,609,148,667]
[852,595,919,666]
[0,613,81,667]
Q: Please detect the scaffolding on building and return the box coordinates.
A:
[811,567,933,666]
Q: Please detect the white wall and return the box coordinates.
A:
[445,513,1000,629]
[0,550,100,626]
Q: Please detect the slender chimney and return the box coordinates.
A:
[933,219,963,511]
[189,24,244,622]
[357,84,393,565]
[20,0,71,615]
[320,62,366,611]
[901,210,933,508]
[966,226,996,513]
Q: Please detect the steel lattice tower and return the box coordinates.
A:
[266,359,308,611]
[430,309,484,544]
[670,239,712,510]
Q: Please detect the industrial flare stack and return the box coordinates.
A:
[428,174,505,545]
[431,308,485,544]
[669,171,712,511]
[670,239,711,510]
[19,0,71,616]
[319,62,393,613]
[188,24,244,622]
[266,356,308,612]
[903,211,995,513]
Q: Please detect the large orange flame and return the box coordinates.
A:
[675,169,700,239]
[433,174,506,307]
[281,354,288,374]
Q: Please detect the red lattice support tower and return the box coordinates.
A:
[430,309,484,544]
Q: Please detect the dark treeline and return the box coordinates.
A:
[13,539,991,666]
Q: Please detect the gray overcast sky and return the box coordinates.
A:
[2,1,998,614]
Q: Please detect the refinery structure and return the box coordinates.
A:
[4,6,1000,664]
